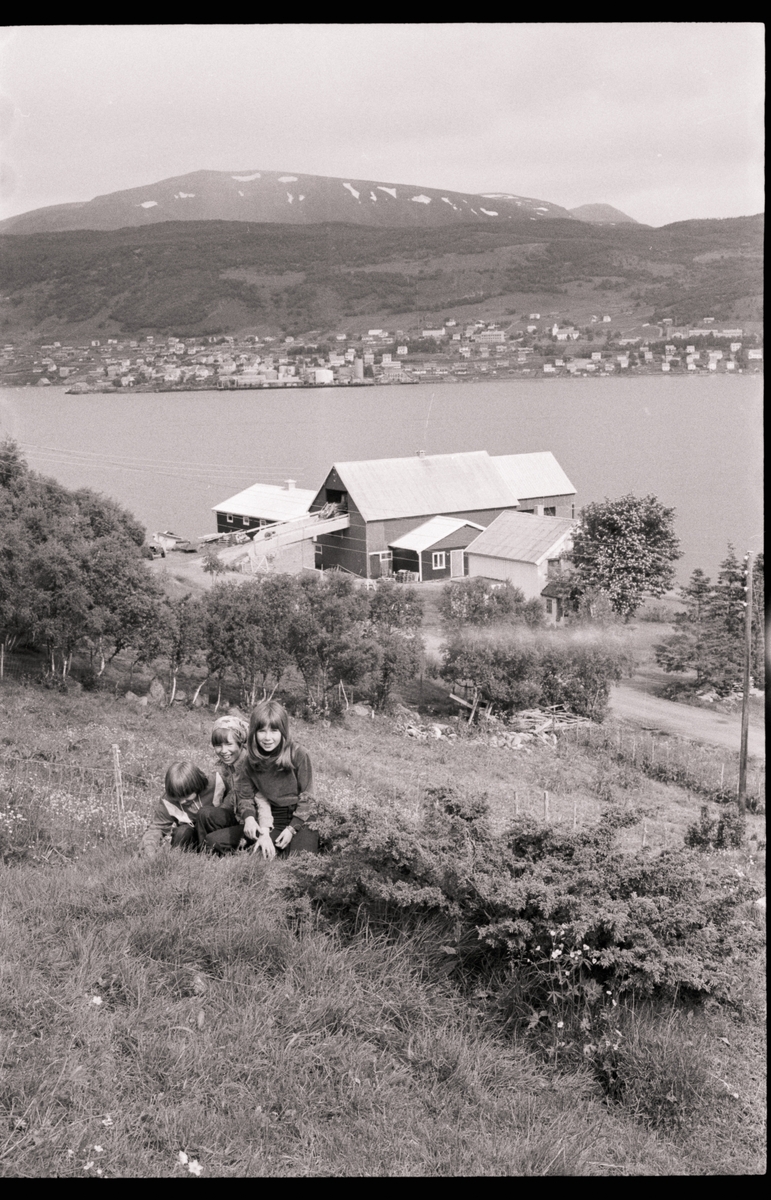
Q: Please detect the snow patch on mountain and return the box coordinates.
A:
[343,183,360,200]
[480,208,498,216]
[377,186,397,198]
[411,195,431,204]
[232,173,261,182]
[174,192,195,199]
[139,201,158,208]
[278,175,298,183]
[287,193,294,204]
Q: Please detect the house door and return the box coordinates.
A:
[369,551,393,579]
[450,549,465,578]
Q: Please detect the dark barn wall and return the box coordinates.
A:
[419,549,452,581]
[215,513,263,534]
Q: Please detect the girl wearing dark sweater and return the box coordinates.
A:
[204,700,319,858]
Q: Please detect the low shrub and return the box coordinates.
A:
[685,804,746,850]
[284,787,763,1026]
[440,629,627,720]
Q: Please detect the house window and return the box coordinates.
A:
[544,506,556,516]
[226,514,234,524]
[242,517,250,526]
[545,599,553,614]
[432,551,446,571]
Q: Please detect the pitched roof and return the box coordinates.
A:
[465,512,576,564]
[331,451,518,522]
[492,451,575,500]
[212,483,316,523]
[388,515,484,553]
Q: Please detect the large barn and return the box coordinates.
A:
[310,450,575,579]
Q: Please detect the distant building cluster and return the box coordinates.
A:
[0,314,762,391]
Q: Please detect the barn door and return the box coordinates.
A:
[450,549,465,578]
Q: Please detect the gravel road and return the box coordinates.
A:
[609,684,765,760]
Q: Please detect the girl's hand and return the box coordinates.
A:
[252,833,276,860]
[274,827,295,850]
[242,816,259,841]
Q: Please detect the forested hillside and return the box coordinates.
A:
[0,214,762,338]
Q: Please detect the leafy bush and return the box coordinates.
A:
[285,787,763,1021]
[685,804,746,851]
[438,577,544,631]
[440,629,626,720]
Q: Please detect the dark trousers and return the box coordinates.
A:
[202,804,320,857]
[170,822,199,852]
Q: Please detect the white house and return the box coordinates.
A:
[465,512,576,600]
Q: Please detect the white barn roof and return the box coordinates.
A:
[330,451,518,522]
[213,483,316,523]
[465,512,576,564]
[492,452,575,500]
[388,516,484,553]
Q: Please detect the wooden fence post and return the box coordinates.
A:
[543,791,549,821]
[112,743,127,837]
[0,643,4,680]
[514,791,519,816]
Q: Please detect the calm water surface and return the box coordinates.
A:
[0,375,763,581]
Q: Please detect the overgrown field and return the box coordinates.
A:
[0,682,765,1176]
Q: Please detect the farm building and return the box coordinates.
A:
[389,516,485,582]
[492,452,575,517]
[310,451,522,579]
[212,480,317,534]
[465,511,576,599]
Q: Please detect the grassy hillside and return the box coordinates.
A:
[0,214,762,339]
[0,679,765,1176]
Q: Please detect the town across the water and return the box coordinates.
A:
[1,315,762,392]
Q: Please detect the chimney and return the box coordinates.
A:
[416,450,425,458]
[284,479,296,490]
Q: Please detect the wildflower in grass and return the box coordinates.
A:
[551,949,562,959]
[178,1152,189,1165]
[188,1160,203,1176]
[84,1161,95,1170]
[94,1145,104,1153]
[90,996,103,1006]
[101,1116,113,1128]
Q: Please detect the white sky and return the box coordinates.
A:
[0,23,764,227]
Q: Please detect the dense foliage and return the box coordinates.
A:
[0,213,762,335]
[654,547,765,695]
[570,494,682,620]
[440,629,626,720]
[438,577,544,630]
[284,787,763,1017]
[0,439,162,677]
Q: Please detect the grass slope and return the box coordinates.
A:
[0,681,766,1176]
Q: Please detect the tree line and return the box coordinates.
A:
[2,438,760,715]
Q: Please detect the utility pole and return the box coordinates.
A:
[737,552,753,813]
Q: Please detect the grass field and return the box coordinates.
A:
[0,680,766,1176]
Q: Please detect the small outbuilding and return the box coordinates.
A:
[465,511,576,599]
[212,481,317,534]
[388,516,484,582]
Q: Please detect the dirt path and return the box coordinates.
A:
[609,684,765,760]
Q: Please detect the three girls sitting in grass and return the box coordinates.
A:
[140,702,320,860]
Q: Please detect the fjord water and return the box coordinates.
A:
[0,375,762,581]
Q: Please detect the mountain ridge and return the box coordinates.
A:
[0,169,579,235]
